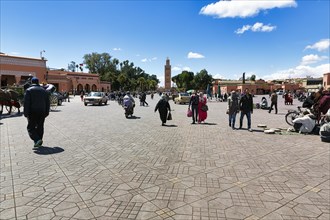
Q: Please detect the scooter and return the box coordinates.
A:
[123,102,134,118]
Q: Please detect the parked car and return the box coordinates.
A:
[174,92,190,104]
[276,90,284,95]
[53,92,64,106]
[84,92,108,106]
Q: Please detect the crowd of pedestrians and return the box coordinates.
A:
[22,81,330,149]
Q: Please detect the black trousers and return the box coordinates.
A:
[27,113,46,143]
[269,102,278,114]
[191,105,198,123]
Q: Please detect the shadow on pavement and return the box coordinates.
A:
[199,122,217,125]
[163,124,178,127]
[33,146,65,155]
[127,116,141,119]
[0,112,23,119]
[50,109,62,112]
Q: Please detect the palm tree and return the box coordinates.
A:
[117,73,127,90]
[137,77,146,91]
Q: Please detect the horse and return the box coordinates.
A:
[0,89,21,115]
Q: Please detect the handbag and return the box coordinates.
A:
[167,112,172,120]
[187,109,192,117]
[201,104,208,112]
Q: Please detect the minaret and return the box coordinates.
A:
[164,57,171,90]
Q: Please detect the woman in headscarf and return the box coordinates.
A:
[155,94,171,126]
[198,92,207,123]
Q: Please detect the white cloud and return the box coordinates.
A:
[200,0,297,18]
[183,66,191,71]
[301,54,328,65]
[172,66,181,71]
[188,52,205,59]
[172,66,192,72]
[141,57,157,63]
[158,75,165,87]
[213,74,225,79]
[305,39,330,52]
[235,22,276,34]
[10,52,20,55]
[263,63,330,80]
[113,48,121,51]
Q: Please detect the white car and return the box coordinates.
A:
[84,92,108,106]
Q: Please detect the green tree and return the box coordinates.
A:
[194,69,213,91]
[83,52,116,78]
[250,74,256,81]
[117,73,127,90]
[137,77,146,91]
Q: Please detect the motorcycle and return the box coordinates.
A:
[123,99,134,118]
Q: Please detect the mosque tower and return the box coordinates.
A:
[164,57,171,90]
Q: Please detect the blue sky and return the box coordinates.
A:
[1,0,329,86]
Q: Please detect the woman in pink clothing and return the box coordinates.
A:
[198,92,207,123]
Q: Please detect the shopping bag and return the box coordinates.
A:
[201,104,208,112]
[167,112,172,120]
[187,109,192,117]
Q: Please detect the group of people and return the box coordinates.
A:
[227,88,254,131]
[188,92,208,124]
[23,80,330,149]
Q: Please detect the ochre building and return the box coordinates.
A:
[0,53,110,93]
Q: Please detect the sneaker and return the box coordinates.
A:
[248,128,253,132]
[32,140,42,150]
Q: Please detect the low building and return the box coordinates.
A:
[300,77,323,92]
[48,70,111,94]
[0,53,47,87]
[0,53,110,93]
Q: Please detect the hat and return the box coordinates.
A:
[31,77,39,84]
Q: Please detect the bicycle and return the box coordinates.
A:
[285,106,317,126]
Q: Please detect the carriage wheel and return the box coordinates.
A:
[50,95,58,111]
[5,105,16,114]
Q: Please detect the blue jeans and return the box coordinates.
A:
[239,111,251,129]
[229,113,237,128]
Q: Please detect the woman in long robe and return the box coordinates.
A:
[198,92,207,123]
[155,95,171,126]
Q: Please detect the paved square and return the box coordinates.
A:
[1,95,329,219]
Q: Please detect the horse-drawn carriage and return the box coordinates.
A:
[0,80,59,116]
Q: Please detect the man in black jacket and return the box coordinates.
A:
[24,77,50,149]
[239,88,253,131]
[188,92,199,124]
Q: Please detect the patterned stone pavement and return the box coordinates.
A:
[0,94,329,220]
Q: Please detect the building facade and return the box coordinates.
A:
[0,53,110,93]
[323,72,330,91]
[0,53,47,87]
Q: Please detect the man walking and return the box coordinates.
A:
[24,77,50,149]
[188,92,199,124]
[269,90,278,114]
[239,88,253,131]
